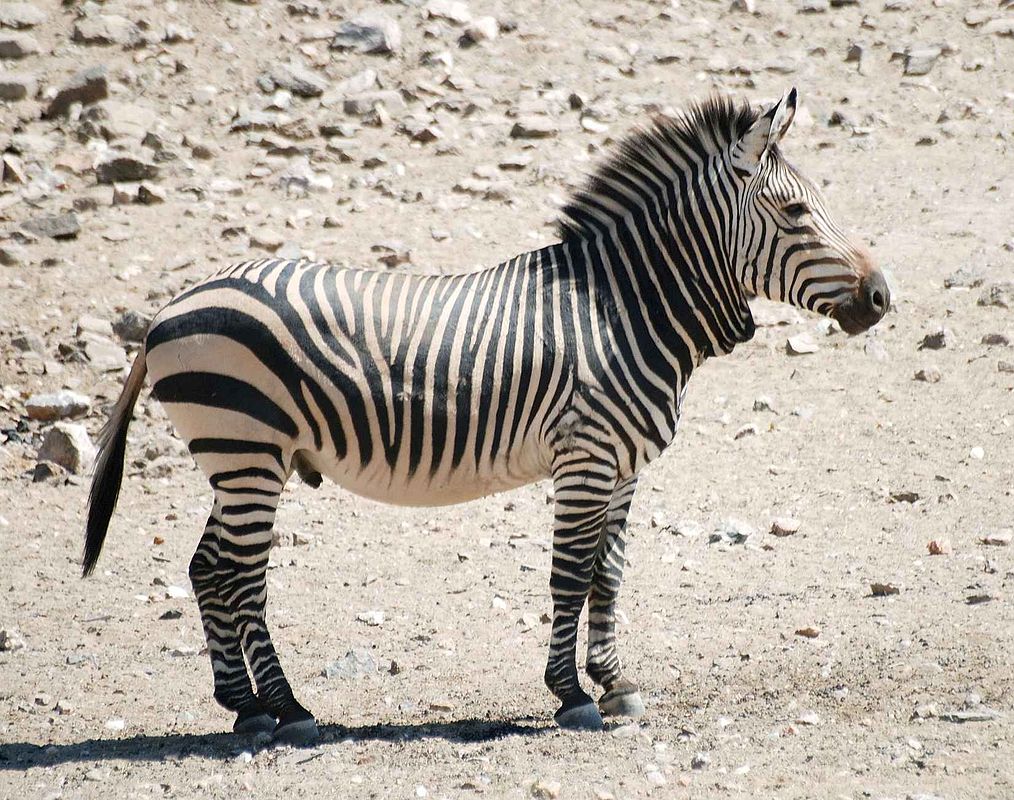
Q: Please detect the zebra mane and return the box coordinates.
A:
[556,95,760,240]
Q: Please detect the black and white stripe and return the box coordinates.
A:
[83,88,889,741]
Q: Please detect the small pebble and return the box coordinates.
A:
[770,517,800,537]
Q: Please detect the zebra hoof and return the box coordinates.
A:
[554,701,604,731]
[599,687,645,719]
[233,711,276,736]
[272,717,320,747]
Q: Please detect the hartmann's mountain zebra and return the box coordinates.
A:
[84,88,890,744]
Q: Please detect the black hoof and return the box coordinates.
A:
[233,710,277,735]
[271,706,319,747]
[554,700,604,731]
[272,717,319,746]
[599,683,645,719]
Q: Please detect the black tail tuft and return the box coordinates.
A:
[83,348,147,577]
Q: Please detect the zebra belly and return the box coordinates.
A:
[304,443,552,507]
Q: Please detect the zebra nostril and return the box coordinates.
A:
[862,272,890,318]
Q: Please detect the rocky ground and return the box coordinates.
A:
[1,0,1013,798]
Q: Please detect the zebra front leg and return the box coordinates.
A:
[189,506,275,735]
[586,476,644,719]
[545,454,617,731]
[213,484,319,746]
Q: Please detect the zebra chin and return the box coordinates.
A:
[829,270,891,335]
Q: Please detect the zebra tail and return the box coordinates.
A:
[83,346,148,577]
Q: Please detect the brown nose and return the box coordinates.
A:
[861,270,890,321]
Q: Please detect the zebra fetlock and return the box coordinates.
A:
[83,88,890,737]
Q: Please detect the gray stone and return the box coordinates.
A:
[0,241,29,266]
[982,333,1010,346]
[0,3,46,29]
[944,267,982,289]
[229,111,278,132]
[44,66,108,119]
[904,47,942,76]
[26,390,91,421]
[10,332,43,352]
[918,328,953,350]
[84,337,128,371]
[691,752,711,769]
[38,422,96,474]
[425,0,472,24]
[0,70,35,100]
[112,310,151,342]
[0,31,38,57]
[137,182,166,204]
[710,518,755,545]
[0,627,26,651]
[937,708,1002,723]
[322,648,392,679]
[463,16,498,43]
[798,0,829,12]
[22,212,79,240]
[72,14,142,47]
[95,101,160,143]
[979,282,1013,309]
[845,42,864,63]
[250,228,284,252]
[163,23,195,43]
[95,154,159,184]
[509,117,559,139]
[786,334,819,355]
[343,90,406,116]
[267,63,328,98]
[981,18,1014,37]
[79,314,116,338]
[770,517,800,537]
[331,14,401,55]
[914,366,942,383]
[2,152,27,183]
[32,460,66,483]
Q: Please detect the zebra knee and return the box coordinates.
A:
[188,547,216,589]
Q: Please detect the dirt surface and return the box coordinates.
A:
[2,1,1013,798]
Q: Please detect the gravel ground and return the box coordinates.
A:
[1,1,1013,798]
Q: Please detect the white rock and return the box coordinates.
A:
[465,16,498,42]
[356,610,385,626]
[770,517,800,537]
[38,423,96,474]
[0,627,27,651]
[786,334,819,355]
[26,390,91,421]
[425,0,472,24]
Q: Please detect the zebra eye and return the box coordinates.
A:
[784,202,809,219]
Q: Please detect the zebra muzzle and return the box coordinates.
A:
[833,270,891,334]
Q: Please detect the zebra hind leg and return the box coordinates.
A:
[211,478,319,746]
[586,477,645,720]
[189,506,275,735]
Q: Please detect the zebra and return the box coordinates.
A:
[83,88,890,745]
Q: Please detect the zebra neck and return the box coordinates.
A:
[565,210,754,369]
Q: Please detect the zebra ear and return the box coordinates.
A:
[731,87,798,174]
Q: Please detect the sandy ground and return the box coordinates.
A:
[2,1,1013,798]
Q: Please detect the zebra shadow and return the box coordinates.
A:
[0,717,547,770]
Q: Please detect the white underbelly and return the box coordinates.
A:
[308,445,552,507]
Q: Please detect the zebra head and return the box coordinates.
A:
[731,88,890,334]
